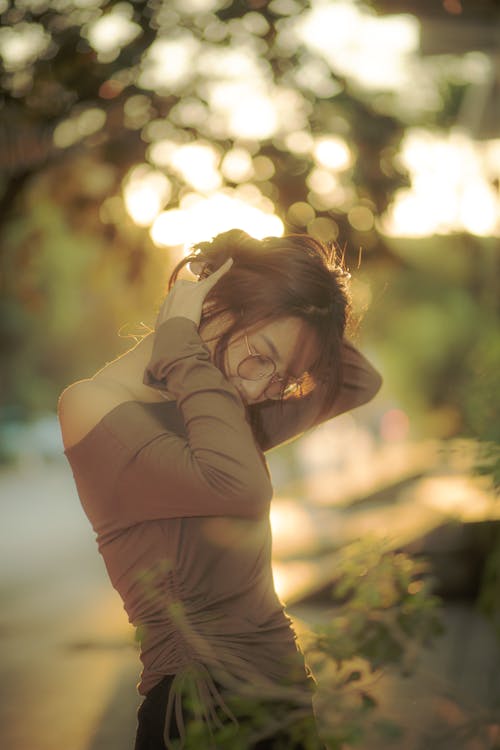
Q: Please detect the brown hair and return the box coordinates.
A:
[169,229,351,424]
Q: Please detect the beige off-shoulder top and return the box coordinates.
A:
[63,316,382,749]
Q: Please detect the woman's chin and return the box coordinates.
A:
[232,382,254,405]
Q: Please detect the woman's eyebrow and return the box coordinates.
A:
[259,333,281,364]
[259,333,302,380]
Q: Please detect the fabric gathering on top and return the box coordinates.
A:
[63,316,382,749]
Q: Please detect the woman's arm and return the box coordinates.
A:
[64,259,237,418]
[64,316,273,526]
[63,260,275,523]
[250,339,382,452]
[139,315,273,512]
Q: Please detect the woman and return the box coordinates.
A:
[58,230,382,750]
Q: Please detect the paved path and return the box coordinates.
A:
[0,458,139,750]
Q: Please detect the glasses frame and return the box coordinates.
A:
[236,333,304,400]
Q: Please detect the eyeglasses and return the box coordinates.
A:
[237,333,305,400]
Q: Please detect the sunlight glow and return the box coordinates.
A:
[207,82,279,140]
[252,155,275,181]
[416,476,498,521]
[198,40,308,139]
[294,1,419,91]
[382,129,500,237]
[169,143,222,192]
[85,4,141,58]
[139,32,310,142]
[221,148,254,183]
[123,166,171,226]
[306,168,350,211]
[272,560,317,603]
[307,168,338,195]
[285,131,314,155]
[139,33,200,92]
[53,108,106,148]
[150,190,283,248]
[172,0,224,12]
[287,202,316,226]
[292,56,343,98]
[169,97,208,128]
[348,205,374,232]
[307,216,339,242]
[0,22,51,70]
[270,500,317,557]
[314,136,352,171]
[148,139,179,168]
[198,44,264,80]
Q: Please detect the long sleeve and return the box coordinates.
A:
[65,316,274,531]
[250,338,382,452]
[114,316,274,520]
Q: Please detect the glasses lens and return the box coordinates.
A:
[238,355,275,381]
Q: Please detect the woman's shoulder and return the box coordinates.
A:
[58,378,133,453]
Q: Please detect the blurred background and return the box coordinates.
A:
[1,0,499,748]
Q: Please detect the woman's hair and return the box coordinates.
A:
[169,229,351,421]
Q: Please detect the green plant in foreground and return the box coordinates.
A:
[175,539,443,749]
[302,539,444,748]
[312,539,443,671]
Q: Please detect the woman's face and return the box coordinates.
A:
[204,316,319,405]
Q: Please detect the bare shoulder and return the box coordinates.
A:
[57,379,132,452]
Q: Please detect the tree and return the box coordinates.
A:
[1,0,414,419]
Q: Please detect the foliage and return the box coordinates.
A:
[362,233,500,640]
[3,0,490,431]
[477,538,500,641]
[0,164,168,419]
[360,235,498,436]
[173,539,443,749]
[459,298,500,635]
[357,231,500,632]
[0,0,416,422]
[460,325,500,493]
[305,539,443,748]
[311,539,443,669]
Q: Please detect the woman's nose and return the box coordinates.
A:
[239,378,269,403]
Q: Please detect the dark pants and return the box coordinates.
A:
[134,673,325,750]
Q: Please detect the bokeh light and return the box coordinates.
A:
[0,22,51,71]
[380,409,411,442]
[295,1,420,92]
[287,202,316,227]
[382,129,500,237]
[139,34,200,93]
[53,109,107,149]
[168,142,222,193]
[314,136,352,171]
[123,166,172,227]
[150,190,284,248]
[220,148,254,183]
[348,205,374,232]
[85,4,141,60]
[3,4,500,748]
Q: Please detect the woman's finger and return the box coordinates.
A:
[198,257,233,288]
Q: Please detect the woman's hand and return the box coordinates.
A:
[155,258,233,329]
